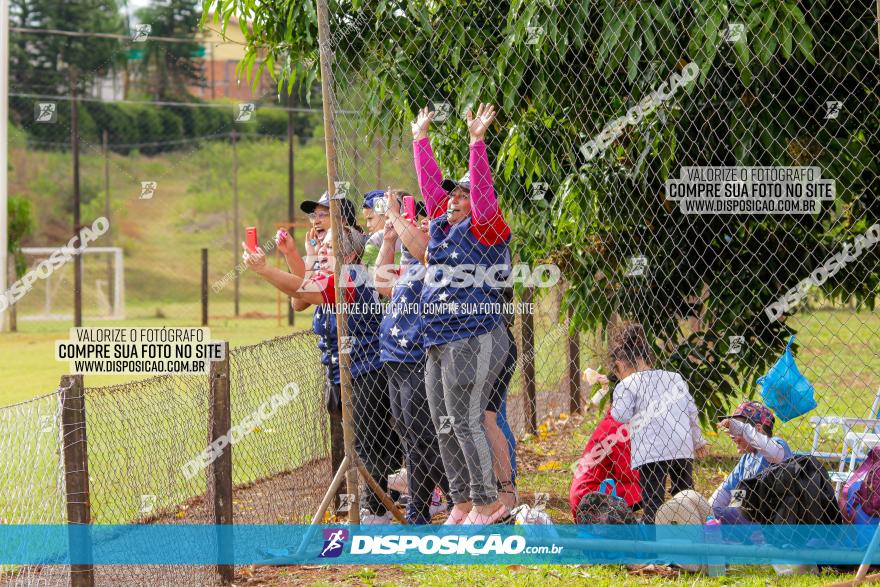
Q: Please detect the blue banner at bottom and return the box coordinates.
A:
[1,524,878,565]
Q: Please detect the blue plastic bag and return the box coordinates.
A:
[757,335,817,422]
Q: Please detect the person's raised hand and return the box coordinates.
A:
[411,106,435,141]
[385,188,402,218]
[242,243,268,273]
[275,229,296,256]
[466,103,497,142]
[383,217,398,242]
[305,227,320,258]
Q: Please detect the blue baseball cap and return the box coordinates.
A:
[362,190,386,209]
[300,191,358,226]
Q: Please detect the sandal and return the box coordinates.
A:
[443,506,470,525]
[462,504,512,525]
[498,479,519,509]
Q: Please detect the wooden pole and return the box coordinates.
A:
[71,67,82,327]
[60,374,94,587]
[209,342,234,584]
[103,130,113,315]
[521,287,537,435]
[201,248,208,326]
[287,93,295,327]
[231,130,239,318]
[0,0,8,332]
[276,248,282,326]
[356,461,406,524]
[825,572,880,587]
[567,303,581,414]
[7,257,16,332]
[314,0,360,523]
[849,512,880,586]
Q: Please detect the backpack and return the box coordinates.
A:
[739,455,842,525]
[855,445,880,517]
[757,335,817,423]
[575,479,636,525]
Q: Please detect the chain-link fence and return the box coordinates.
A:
[0,392,69,587]
[4,0,880,582]
[0,330,331,586]
[231,0,880,533]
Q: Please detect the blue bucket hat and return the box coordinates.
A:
[362,189,386,210]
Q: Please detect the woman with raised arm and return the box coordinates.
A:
[243,225,398,524]
[412,103,513,524]
[373,190,449,524]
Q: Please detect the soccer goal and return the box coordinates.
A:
[15,247,125,321]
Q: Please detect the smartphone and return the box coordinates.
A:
[245,227,258,252]
[403,196,416,221]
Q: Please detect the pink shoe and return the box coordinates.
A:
[443,507,470,525]
[462,505,511,525]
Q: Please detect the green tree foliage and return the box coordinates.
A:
[9,0,124,94]
[7,197,34,278]
[205,0,878,418]
[134,0,206,100]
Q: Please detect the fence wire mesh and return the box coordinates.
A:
[1,331,329,586]
[0,392,69,587]
[227,332,329,524]
[248,0,880,529]
[2,0,880,583]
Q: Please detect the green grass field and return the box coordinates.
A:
[3,127,879,584]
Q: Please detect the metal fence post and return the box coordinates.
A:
[60,374,94,587]
[567,304,582,415]
[521,287,537,435]
[201,248,209,326]
[209,342,233,584]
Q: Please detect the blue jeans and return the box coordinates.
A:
[496,393,517,483]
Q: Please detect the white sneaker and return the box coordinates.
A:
[429,488,446,516]
[359,509,392,525]
[388,468,408,494]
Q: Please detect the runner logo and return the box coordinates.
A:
[140,181,158,200]
[432,101,452,123]
[235,103,256,122]
[533,492,550,511]
[34,102,57,123]
[319,528,349,558]
[727,335,745,355]
[825,100,842,120]
[626,256,648,277]
[337,493,355,513]
[438,416,455,435]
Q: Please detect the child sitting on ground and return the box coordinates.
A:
[609,322,708,524]
[569,404,642,522]
[709,401,792,524]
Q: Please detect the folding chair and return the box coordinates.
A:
[807,385,880,494]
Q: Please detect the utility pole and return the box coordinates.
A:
[71,67,82,327]
[103,130,113,314]
[232,130,239,317]
[0,0,9,331]
[287,92,295,326]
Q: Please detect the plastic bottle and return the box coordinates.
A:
[704,515,725,576]
[584,368,610,406]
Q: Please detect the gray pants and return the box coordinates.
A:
[425,326,510,506]
[385,361,447,523]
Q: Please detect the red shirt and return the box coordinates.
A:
[569,410,641,520]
